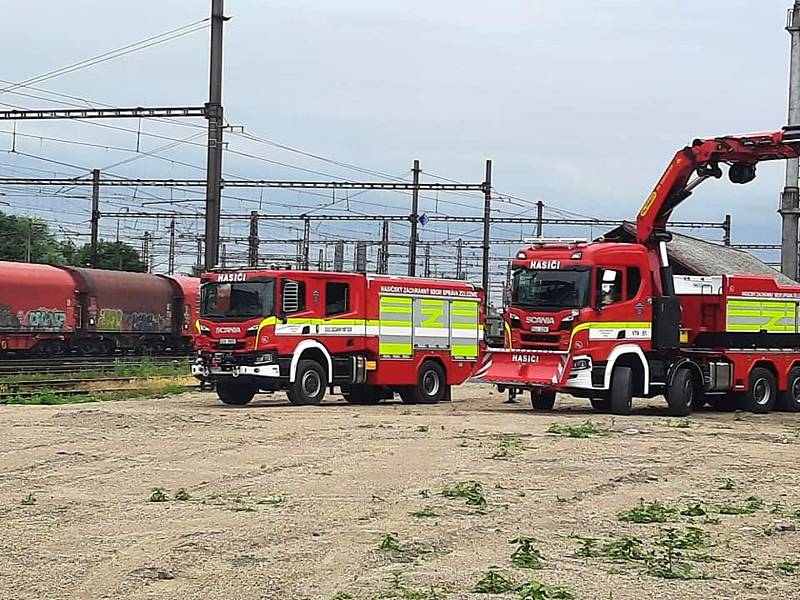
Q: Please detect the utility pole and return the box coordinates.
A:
[90,168,100,268]
[168,218,176,275]
[333,241,344,271]
[408,159,421,276]
[535,200,544,237]
[318,248,324,270]
[782,1,800,280]
[378,220,389,274]
[302,216,311,269]
[456,238,463,279]
[481,160,493,296]
[723,214,731,247]
[248,210,259,267]
[355,241,368,273]
[221,243,227,268]
[424,243,431,278]
[204,0,226,270]
[195,238,203,272]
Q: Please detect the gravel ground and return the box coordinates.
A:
[1,384,799,600]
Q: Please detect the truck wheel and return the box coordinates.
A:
[401,361,447,404]
[666,367,697,417]
[530,389,556,410]
[590,398,610,412]
[342,385,381,405]
[609,366,633,415]
[287,359,327,405]
[778,367,800,412]
[743,367,776,414]
[217,380,256,406]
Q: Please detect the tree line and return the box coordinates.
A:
[0,211,146,272]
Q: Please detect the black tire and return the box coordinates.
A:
[401,361,447,405]
[590,397,610,412]
[666,367,697,417]
[342,385,382,405]
[609,366,633,415]
[743,367,776,414]
[287,359,327,405]
[530,389,556,410]
[217,380,256,406]
[778,367,800,412]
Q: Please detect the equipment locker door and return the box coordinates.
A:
[450,300,479,359]
[379,295,413,358]
[413,298,449,349]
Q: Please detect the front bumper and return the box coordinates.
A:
[192,362,280,379]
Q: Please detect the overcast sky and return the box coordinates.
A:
[0,0,795,275]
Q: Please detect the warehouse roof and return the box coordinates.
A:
[603,223,794,285]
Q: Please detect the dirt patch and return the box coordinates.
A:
[1,384,799,599]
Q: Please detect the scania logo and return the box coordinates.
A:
[218,272,247,282]
[525,316,555,325]
[216,327,242,334]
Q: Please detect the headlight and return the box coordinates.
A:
[246,324,259,335]
[572,358,591,371]
[199,324,211,334]
[254,353,273,365]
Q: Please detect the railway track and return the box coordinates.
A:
[0,355,193,376]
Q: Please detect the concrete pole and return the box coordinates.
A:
[203,0,225,270]
[90,169,100,268]
[168,218,176,275]
[781,2,800,280]
[408,160,421,276]
[302,216,311,269]
[333,241,344,271]
[481,160,493,296]
[535,200,544,237]
[248,210,259,267]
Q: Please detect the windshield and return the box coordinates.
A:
[200,279,275,319]
[511,268,590,311]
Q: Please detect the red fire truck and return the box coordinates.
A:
[475,126,800,416]
[192,269,483,406]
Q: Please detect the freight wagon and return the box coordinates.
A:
[0,261,199,356]
[192,269,484,406]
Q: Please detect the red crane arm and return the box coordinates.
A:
[635,128,800,244]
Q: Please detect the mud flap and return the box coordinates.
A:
[471,349,571,388]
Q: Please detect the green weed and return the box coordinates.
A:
[618,499,678,524]
[416,425,429,433]
[546,420,610,438]
[517,580,575,600]
[680,503,707,517]
[442,480,487,511]
[718,479,735,491]
[418,489,431,499]
[20,492,37,506]
[257,494,286,506]
[510,536,544,569]
[149,487,169,502]
[473,567,516,594]
[410,506,438,519]
[174,488,191,501]
[776,560,799,575]
[645,528,711,580]
[332,593,354,600]
[379,533,402,552]
[573,535,644,561]
[718,496,763,515]
[668,419,692,429]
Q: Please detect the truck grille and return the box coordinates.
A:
[521,333,560,344]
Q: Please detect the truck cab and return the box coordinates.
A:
[493,239,657,406]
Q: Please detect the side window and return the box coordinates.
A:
[282,279,306,314]
[598,268,623,306]
[626,267,642,300]
[325,282,349,316]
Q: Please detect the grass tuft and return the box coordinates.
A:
[442,480,487,511]
[618,499,678,524]
[546,420,610,438]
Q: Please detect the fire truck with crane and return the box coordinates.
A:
[474,126,800,416]
[191,269,483,406]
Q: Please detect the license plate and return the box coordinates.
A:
[219,338,237,345]
[530,326,550,333]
